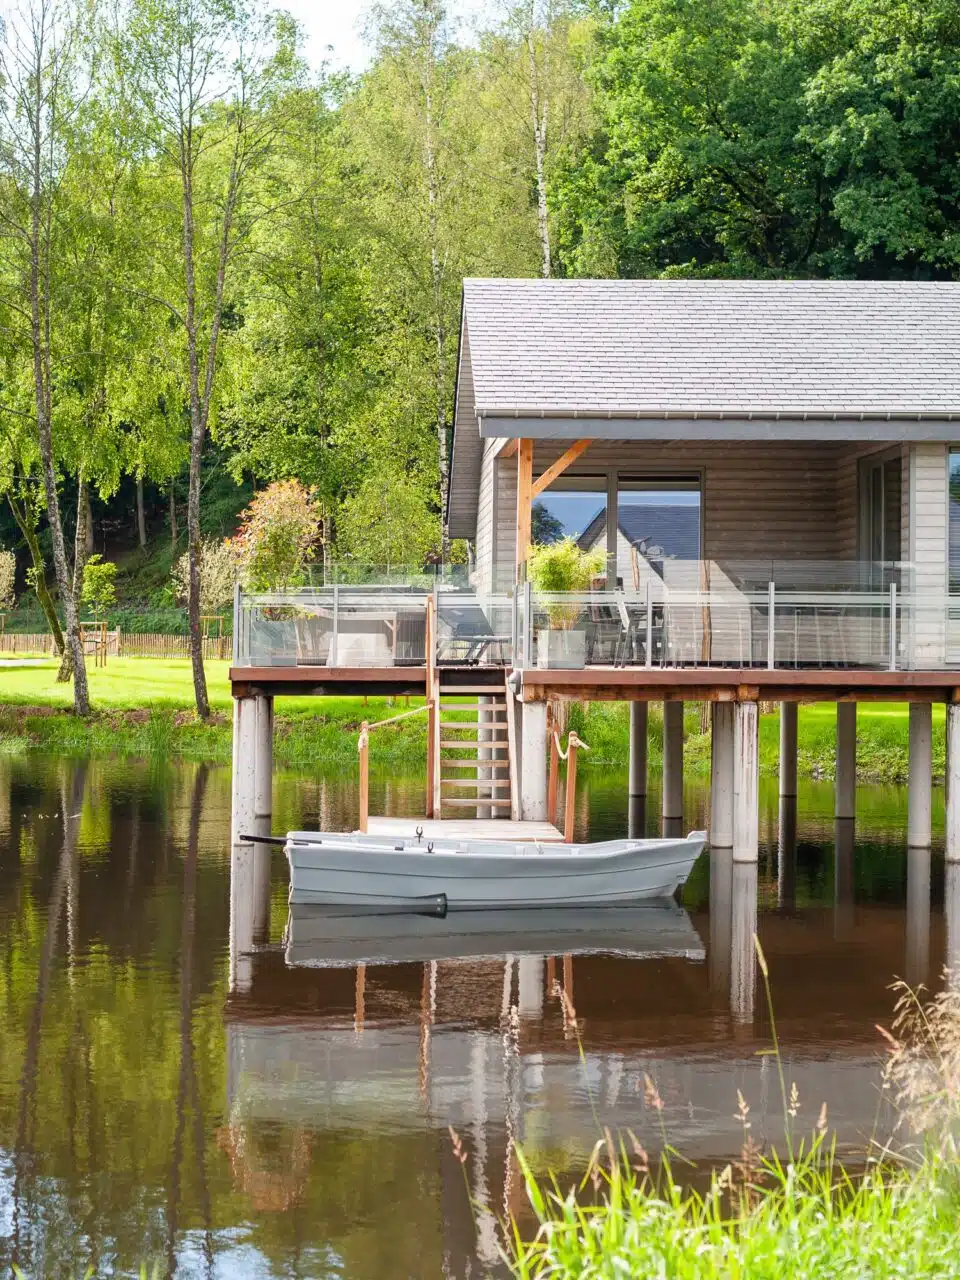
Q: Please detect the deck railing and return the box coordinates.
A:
[233,586,515,669]
[231,562,960,673]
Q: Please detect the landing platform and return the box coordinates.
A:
[366,817,563,843]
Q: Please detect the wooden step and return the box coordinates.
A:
[440,738,507,749]
[441,758,509,769]
[441,779,511,789]
[442,797,512,808]
[439,685,508,694]
[438,701,505,710]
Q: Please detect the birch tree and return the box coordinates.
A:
[124,0,292,718]
[0,0,92,711]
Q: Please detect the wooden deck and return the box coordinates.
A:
[519,666,960,703]
[366,817,563,842]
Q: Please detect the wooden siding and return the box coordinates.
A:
[474,439,496,593]
[493,453,517,590]
[448,324,483,540]
[487,441,845,587]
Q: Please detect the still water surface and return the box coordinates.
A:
[0,757,956,1278]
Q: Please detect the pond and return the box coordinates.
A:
[0,756,954,1278]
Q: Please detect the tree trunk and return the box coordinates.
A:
[84,488,94,556]
[29,185,88,712]
[6,489,64,654]
[136,475,147,548]
[528,30,551,278]
[422,73,449,559]
[58,478,92,682]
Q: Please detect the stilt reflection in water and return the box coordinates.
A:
[946,863,960,981]
[730,862,759,1025]
[628,794,647,840]
[777,798,797,911]
[834,818,856,940]
[709,847,733,994]
[905,846,931,987]
[229,837,272,995]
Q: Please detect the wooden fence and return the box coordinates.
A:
[0,632,230,660]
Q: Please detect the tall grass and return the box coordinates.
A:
[506,948,960,1278]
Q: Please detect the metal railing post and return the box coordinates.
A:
[645,580,653,669]
[232,582,240,664]
[331,583,339,667]
[523,580,532,668]
[767,580,776,670]
[889,581,898,671]
[511,587,519,668]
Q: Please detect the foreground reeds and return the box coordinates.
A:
[507,949,960,1278]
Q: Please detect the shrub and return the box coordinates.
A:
[172,538,236,613]
[80,554,118,620]
[230,480,321,592]
[0,548,15,613]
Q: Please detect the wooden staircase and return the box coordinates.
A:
[433,679,515,818]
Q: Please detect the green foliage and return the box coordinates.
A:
[0,548,15,612]
[528,538,605,626]
[171,538,235,612]
[80,555,118,620]
[336,470,441,568]
[553,0,960,279]
[230,480,321,592]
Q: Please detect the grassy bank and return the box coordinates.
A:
[509,1143,958,1278]
[0,659,426,768]
[0,658,942,782]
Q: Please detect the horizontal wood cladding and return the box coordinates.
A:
[530,440,843,561]
[474,440,496,592]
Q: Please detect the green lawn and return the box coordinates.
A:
[0,657,414,721]
[0,657,941,781]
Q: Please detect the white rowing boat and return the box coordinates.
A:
[284,829,706,909]
[283,900,705,967]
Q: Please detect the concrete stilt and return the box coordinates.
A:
[833,818,855,939]
[709,845,733,993]
[946,863,960,981]
[710,702,734,848]
[908,702,933,847]
[254,694,273,829]
[733,701,759,863]
[777,797,797,910]
[629,702,648,797]
[947,704,960,862]
[520,700,548,822]
[730,861,759,1024]
[779,702,798,800]
[628,701,649,838]
[835,702,857,821]
[231,695,257,848]
[517,956,545,1020]
[662,700,684,835]
[905,845,931,987]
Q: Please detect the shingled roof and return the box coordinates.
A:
[461,277,960,418]
[448,278,960,538]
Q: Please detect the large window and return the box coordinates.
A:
[617,477,701,588]
[531,477,607,549]
[860,454,902,567]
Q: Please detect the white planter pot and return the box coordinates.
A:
[537,628,587,670]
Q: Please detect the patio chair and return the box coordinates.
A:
[436,602,510,664]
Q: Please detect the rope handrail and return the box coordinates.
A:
[552,730,590,761]
[357,700,433,749]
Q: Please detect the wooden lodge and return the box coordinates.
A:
[231,278,960,862]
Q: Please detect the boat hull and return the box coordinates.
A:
[285,830,706,909]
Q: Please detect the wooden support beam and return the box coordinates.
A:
[500,437,519,459]
[531,439,592,500]
[516,438,534,572]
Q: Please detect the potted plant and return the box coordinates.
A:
[527,538,605,669]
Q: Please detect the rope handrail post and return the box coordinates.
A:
[547,720,560,826]
[357,720,370,832]
[549,729,590,841]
